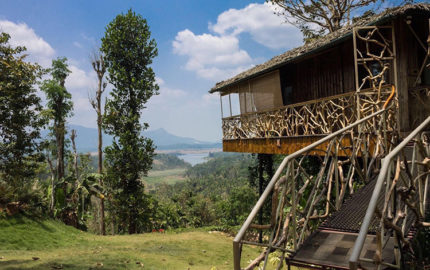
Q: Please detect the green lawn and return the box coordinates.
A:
[0,215,264,270]
[144,168,187,190]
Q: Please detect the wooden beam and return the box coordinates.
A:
[223,136,379,157]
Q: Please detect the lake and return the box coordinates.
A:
[178,152,210,166]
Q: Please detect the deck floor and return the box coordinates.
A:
[290,231,395,269]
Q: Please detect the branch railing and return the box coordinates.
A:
[222,87,395,140]
[233,102,397,270]
[349,116,430,270]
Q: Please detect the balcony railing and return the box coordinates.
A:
[222,86,396,140]
[233,105,396,270]
[349,116,430,269]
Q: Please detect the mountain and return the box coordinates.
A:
[41,125,220,152]
[144,128,212,146]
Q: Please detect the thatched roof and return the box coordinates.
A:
[210,3,430,93]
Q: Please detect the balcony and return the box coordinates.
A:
[221,87,397,154]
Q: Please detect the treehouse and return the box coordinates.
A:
[210,4,430,270]
[210,4,430,156]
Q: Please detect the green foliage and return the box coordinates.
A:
[0,179,48,216]
[215,185,258,226]
[51,150,105,230]
[0,32,45,187]
[186,153,252,181]
[52,173,104,230]
[152,153,191,171]
[101,9,159,234]
[152,154,258,229]
[40,57,73,188]
[40,57,73,128]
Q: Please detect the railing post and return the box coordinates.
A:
[290,162,297,251]
[233,240,241,270]
[232,109,396,269]
[350,116,430,268]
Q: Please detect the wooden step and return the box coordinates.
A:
[287,230,395,269]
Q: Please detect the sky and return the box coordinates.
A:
[0,0,306,142]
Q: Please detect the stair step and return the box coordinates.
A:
[287,177,418,269]
[288,230,395,269]
[319,179,381,233]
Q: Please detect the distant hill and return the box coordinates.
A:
[41,125,221,152]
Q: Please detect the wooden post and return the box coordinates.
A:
[395,18,410,133]
[391,21,400,134]
[220,94,224,118]
[258,154,264,244]
[229,94,233,117]
[353,27,360,122]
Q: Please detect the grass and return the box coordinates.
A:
[0,215,264,270]
[144,168,187,190]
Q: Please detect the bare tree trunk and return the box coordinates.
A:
[71,129,79,180]
[90,53,107,235]
[47,155,56,216]
[97,105,103,174]
[128,211,137,234]
[56,124,65,181]
[97,90,105,235]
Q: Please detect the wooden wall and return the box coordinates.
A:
[284,40,355,104]
[406,15,430,130]
[251,70,283,111]
[395,15,429,132]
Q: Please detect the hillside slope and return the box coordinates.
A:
[0,215,260,270]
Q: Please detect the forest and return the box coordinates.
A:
[0,7,264,234]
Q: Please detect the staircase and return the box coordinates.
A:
[233,107,430,269]
[287,178,401,269]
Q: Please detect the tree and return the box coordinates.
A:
[101,9,159,234]
[89,52,107,235]
[269,0,412,42]
[0,32,45,187]
[41,57,73,205]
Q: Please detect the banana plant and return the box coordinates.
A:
[52,173,105,230]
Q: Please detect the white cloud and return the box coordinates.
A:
[66,65,96,90]
[148,76,187,107]
[0,20,55,66]
[73,41,83,49]
[173,29,253,81]
[172,2,302,82]
[66,64,106,128]
[209,2,302,49]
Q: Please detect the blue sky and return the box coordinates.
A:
[2,1,304,141]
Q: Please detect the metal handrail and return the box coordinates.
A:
[349,116,430,270]
[233,107,393,270]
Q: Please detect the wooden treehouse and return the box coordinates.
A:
[210,4,430,270]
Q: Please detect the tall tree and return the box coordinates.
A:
[269,0,412,42]
[89,52,107,235]
[41,57,73,190]
[101,9,159,234]
[0,32,45,187]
